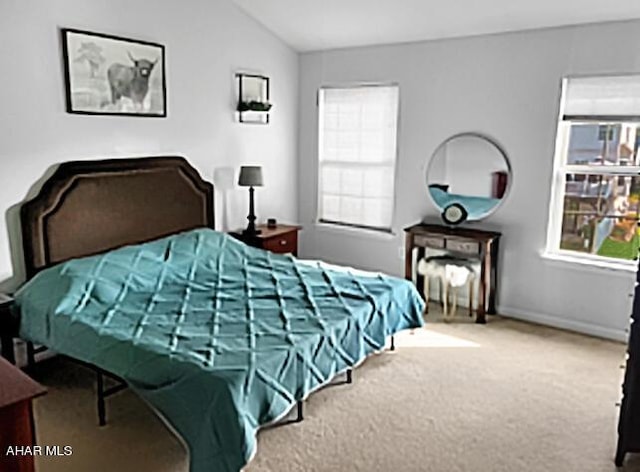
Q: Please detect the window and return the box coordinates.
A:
[546,76,640,264]
[317,85,399,231]
[598,125,615,142]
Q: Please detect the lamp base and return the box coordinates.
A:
[243,186,261,237]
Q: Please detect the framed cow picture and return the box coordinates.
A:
[61,28,166,117]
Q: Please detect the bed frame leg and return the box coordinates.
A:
[346,368,353,384]
[1,334,15,365]
[97,371,106,427]
[296,400,304,423]
[390,335,396,351]
[26,341,36,369]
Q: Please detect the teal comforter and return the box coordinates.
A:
[15,228,424,472]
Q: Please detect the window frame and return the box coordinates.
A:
[545,78,640,268]
[315,83,401,234]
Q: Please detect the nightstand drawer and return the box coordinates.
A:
[446,239,480,254]
[262,231,297,254]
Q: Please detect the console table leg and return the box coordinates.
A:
[476,240,491,324]
[488,239,499,314]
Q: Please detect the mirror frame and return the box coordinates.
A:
[425,132,512,222]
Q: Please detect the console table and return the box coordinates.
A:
[404,223,501,323]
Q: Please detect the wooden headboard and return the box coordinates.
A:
[21,156,214,278]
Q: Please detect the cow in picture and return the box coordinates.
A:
[107,53,157,111]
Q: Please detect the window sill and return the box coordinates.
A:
[540,250,637,275]
[314,221,397,240]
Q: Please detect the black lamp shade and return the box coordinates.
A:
[238,166,263,187]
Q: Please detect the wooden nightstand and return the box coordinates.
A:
[0,294,18,364]
[230,224,301,256]
[0,356,46,472]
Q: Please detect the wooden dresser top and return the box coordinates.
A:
[230,224,301,240]
[0,357,46,409]
[404,223,501,241]
[252,224,301,239]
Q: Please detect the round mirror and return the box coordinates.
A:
[426,133,511,222]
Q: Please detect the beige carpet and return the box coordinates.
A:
[29,311,639,472]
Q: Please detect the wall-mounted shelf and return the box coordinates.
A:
[236,73,271,124]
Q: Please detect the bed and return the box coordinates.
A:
[1,156,425,472]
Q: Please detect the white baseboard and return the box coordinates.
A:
[498,305,628,343]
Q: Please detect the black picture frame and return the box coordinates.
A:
[236,73,270,124]
[61,28,167,117]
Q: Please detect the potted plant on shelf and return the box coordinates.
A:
[237,100,272,112]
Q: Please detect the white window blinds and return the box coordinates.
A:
[563,75,640,119]
[317,85,399,230]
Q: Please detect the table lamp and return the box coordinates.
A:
[238,166,263,236]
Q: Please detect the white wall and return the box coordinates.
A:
[297,20,640,341]
[0,0,298,290]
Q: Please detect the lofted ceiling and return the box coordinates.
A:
[232,0,640,52]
